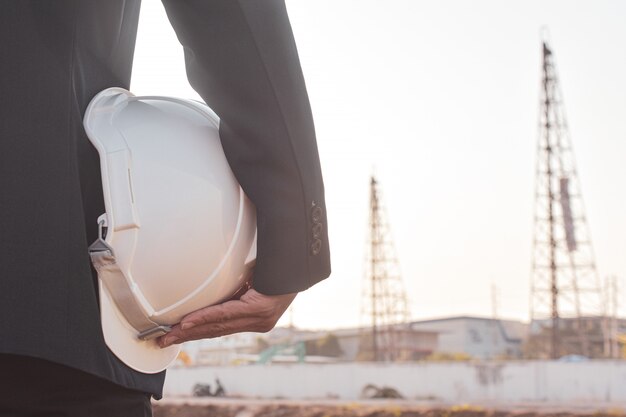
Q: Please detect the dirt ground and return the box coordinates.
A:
[152,399,626,417]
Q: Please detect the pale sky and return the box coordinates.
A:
[131,0,626,330]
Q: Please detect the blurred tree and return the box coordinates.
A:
[254,336,269,354]
[316,333,343,357]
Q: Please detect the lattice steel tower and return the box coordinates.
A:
[530,38,605,359]
[360,175,410,362]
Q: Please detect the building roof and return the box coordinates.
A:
[410,315,528,343]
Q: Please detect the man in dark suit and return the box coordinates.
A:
[0,1,330,415]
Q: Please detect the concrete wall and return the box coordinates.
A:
[164,360,626,403]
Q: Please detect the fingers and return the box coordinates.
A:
[158,317,265,347]
[155,288,299,349]
[178,289,290,329]
[180,299,248,329]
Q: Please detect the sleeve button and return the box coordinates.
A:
[312,222,323,239]
[310,239,322,256]
[311,206,323,223]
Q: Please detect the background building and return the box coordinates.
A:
[410,316,528,359]
[183,324,439,365]
[527,316,626,359]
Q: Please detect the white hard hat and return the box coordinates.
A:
[83,87,257,374]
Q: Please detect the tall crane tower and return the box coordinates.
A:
[360,175,410,362]
[529,37,605,359]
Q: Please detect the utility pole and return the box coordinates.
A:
[604,275,619,358]
[491,282,500,358]
[613,276,619,358]
[360,175,410,362]
[288,305,295,329]
[529,35,605,359]
[491,283,499,321]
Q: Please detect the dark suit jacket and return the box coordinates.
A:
[0,0,330,398]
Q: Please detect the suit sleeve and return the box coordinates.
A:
[160,0,330,295]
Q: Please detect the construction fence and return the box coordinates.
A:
[163,360,626,405]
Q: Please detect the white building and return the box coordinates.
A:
[177,316,528,366]
[410,316,528,359]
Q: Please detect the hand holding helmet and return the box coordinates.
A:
[158,288,297,348]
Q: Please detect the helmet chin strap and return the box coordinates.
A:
[88,218,171,341]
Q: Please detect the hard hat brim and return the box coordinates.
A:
[100,280,181,373]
